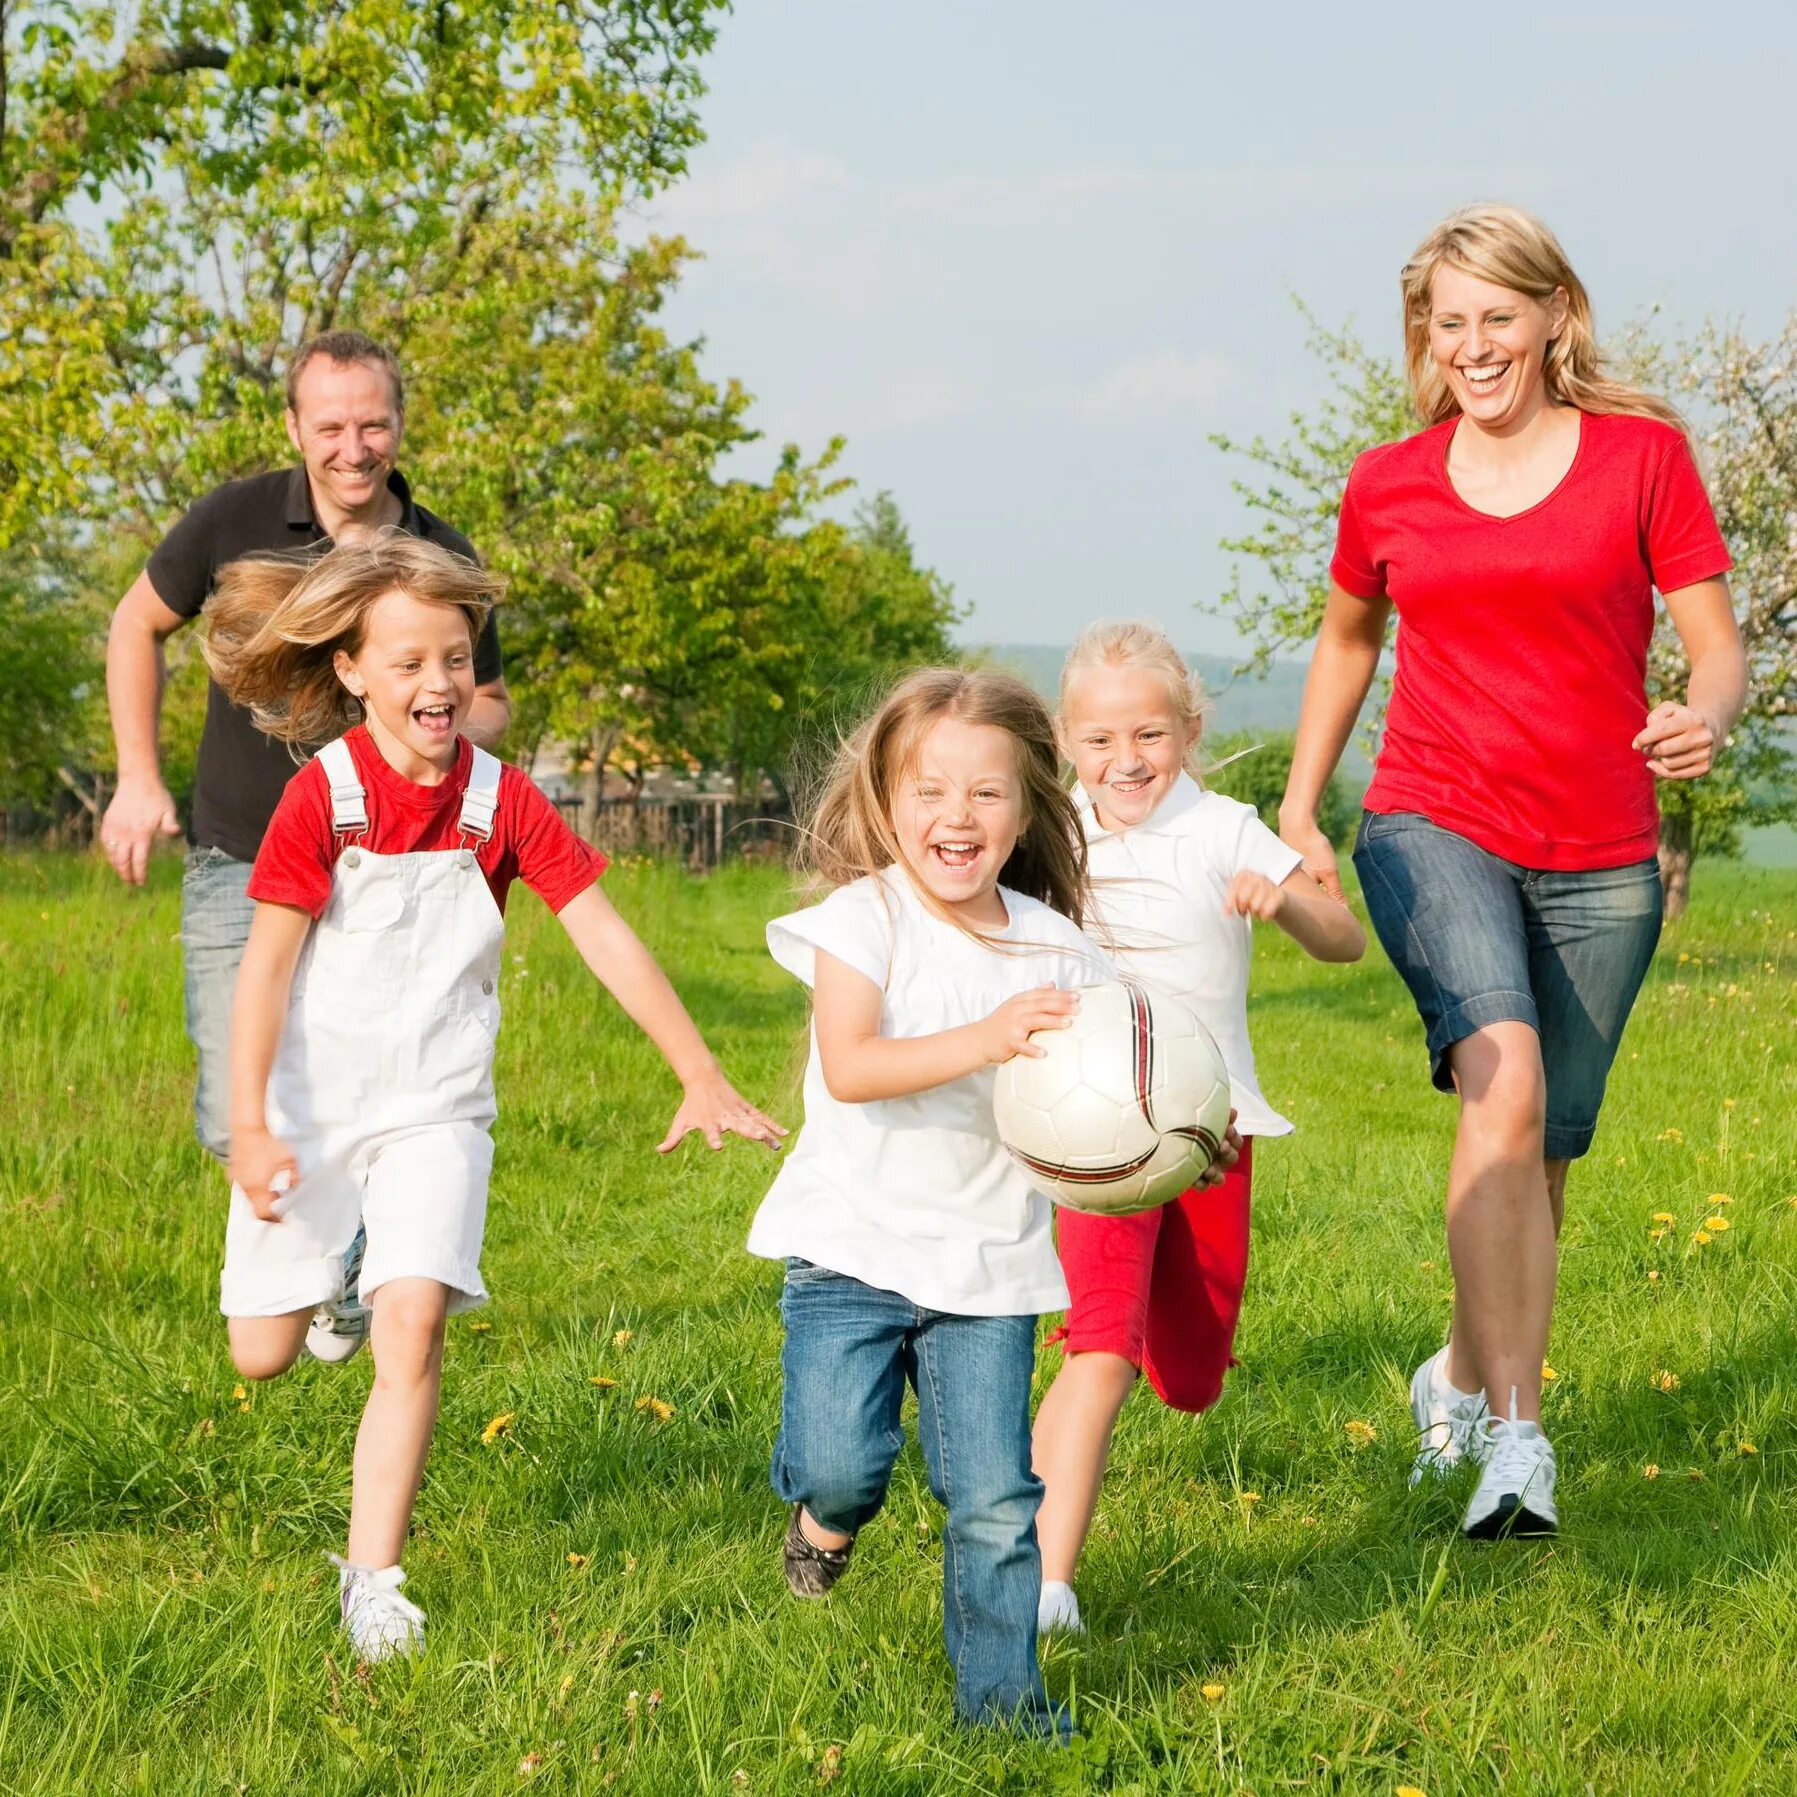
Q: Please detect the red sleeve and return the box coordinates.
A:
[1329,460,1386,600]
[246,761,338,917]
[496,768,606,913]
[1645,436,1732,594]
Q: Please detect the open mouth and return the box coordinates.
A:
[929,840,983,872]
[1108,774,1155,798]
[412,702,456,739]
[1460,362,1512,397]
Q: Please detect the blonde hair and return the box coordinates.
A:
[204,531,502,746]
[804,667,1090,933]
[1059,620,1212,775]
[1400,203,1687,434]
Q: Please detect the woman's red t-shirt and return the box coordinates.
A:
[248,727,606,918]
[1330,410,1731,871]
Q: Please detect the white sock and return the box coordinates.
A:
[1436,1355,1483,1406]
[1038,1579,1084,1635]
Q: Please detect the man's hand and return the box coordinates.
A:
[101,775,181,886]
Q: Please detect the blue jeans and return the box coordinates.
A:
[181,846,256,1160]
[1353,812,1663,1159]
[772,1262,1061,1739]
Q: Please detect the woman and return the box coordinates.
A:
[1279,204,1746,1539]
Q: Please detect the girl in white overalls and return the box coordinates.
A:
[206,534,785,1662]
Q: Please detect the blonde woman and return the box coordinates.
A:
[207,533,782,1659]
[1280,204,1746,1538]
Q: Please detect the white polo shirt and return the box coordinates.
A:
[1078,774,1302,1137]
[747,864,1114,1315]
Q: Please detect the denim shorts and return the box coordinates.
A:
[1352,812,1663,1160]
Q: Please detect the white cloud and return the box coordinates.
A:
[1075,350,1230,421]
[661,142,854,224]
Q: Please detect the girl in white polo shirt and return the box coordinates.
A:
[746,667,1113,1740]
[1031,622,1365,1637]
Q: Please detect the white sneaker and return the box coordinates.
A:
[1461,1407,1558,1540]
[1038,1579,1085,1636]
[1408,1346,1490,1486]
[333,1557,426,1661]
[307,1225,370,1365]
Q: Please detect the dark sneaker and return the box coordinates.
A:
[782,1505,854,1599]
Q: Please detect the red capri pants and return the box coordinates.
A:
[1046,1139,1253,1414]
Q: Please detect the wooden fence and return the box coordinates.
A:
[554,794,795,870]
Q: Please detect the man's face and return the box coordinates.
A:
[284,357,403,523]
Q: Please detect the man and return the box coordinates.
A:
[101,331,511,1159]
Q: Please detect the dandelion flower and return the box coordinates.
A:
[1396,1787,1427,1797]
[1647,1271,1661,1284]
[613,1329,633,1348]
[634,1396,675,1422]
[481,1411,516,1445]
[466,1320,492,1334]
[1693,1230,1713,1246]
[1345,1420,1377,1448]
[1540,1363,1558,1382]
[1652,1370,1680,1393]
[1705,1217,1731,1233]
[1643,1464,1660,1480]
[1709,1193,1734,1205]
[1238,1491,1262,1507]
[232,1383,246,1401]
[567,1552,589,1568]
[589,1376,618,1391]
[1739,1442,1759,1458]
[1649,1228,1668,1244]
[1200,1683,1226,1703]
[1651,1212,1677,1225]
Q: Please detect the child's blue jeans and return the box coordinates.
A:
[771,1259,1063,1740]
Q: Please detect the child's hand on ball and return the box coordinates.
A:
[232,1130,298,1221]
[980,986,1080,1064]
[1223,872,1286,922]
[1190,1112,1242,1190]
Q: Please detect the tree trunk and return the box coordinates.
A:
[576,724,615,846]
[1658,810,1693,922]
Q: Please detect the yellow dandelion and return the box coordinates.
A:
[589,1376,618,1391]
[1345,1420,1377,1448]
[1652,1370,1680,1393]
[1709,1193,1734,1205]
[1237,1491,1262,1507]
[1651,1211,1677,1225]
[467,1320,492,1334]
[1705,1217,1731,1233]
[1396,1787,1427,1797]
[1739,1442,1759,1458]
[567,1552,589,1568]
[1724,1097,1737,1109]
[1419,1259,1437,1272]
[1649,1227,1668,1244]
[481,1411,516,1445]
[613,1329,633,1348]
[1200,1683,1226,1703]
[1678,952,1690,964]
[1693,1230,1713,1246]
[232,1383,246,1401]
[1643,1463,1660,1480]
[1540,1363,1558,1382]
[634,1396,675,1422]
[1647,1270,1661,1283]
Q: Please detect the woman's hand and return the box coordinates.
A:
[978,985,1080,1064]
[1277,813,1344,902]
[1634,702,1721,780]
[658,1066,788,1154]
[231,1129,297,1222]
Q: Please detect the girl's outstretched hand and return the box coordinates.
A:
[978,985,1080,1064]
[231,1129,298,1222]
[658,1066,788,1154]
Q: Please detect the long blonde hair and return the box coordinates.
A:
[1400,203,1686,433]
[204,532,501,746]
[804,667,1091,932]
[1059,620,1213,776]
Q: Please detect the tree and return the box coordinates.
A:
[1211,304,1792,916]
[1203,731,1355,850]
[0,556,99,812]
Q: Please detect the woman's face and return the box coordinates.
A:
[1427,263,1569,431]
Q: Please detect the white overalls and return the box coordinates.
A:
[219,738,506,1319]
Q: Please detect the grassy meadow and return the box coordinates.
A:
[2,850,1795,1796]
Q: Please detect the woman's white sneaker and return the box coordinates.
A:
[1461,1414,1558,1540]
[332,1557,426,1661]
[1038,1579,1085,1636]
[1408,1346,1490,1485]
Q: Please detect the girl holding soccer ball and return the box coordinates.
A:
[1031,622,1364,1637]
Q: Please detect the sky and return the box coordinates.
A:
[639,0,1797,655]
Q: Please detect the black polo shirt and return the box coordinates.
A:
[146,466,502,863]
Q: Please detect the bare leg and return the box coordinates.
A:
[1440,1023,1554,1426]
[1029,1351,1139,1586]
[228,1310,311,1381]
[346,1279,450,1568]
[797,1509,853,1552]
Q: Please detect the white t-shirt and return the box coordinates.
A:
[747,864,1114,1315]
[1078,774,1302,1137]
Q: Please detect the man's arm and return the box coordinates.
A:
[465,676,512,750]
[101,572,187,885]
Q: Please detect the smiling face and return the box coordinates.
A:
[1062,662,1198,833]
[887,715,1025,923]
[285,357,403,526]
[1427,263,1569,434]
[332,588,476,782]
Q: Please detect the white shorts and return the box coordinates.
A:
[219,1120,492,1318]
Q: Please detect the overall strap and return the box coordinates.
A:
[315,738,369,837]
[458,746,502,843]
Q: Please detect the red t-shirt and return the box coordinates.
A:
[1331,410,1731,871]
[248,727,606,918]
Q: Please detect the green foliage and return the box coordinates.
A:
[0,563,100,806]
[1204,731,1357,848]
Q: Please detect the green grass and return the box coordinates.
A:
[2,851,1794,1795]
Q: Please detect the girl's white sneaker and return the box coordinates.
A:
[1408,1346,1490,1485]
[1038,1579,1085,1636]
[332,1557,426,1661]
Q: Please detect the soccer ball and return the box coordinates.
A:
[993,980,1232,1217]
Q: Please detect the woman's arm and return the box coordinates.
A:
[1278,582,1392,899]
[556,884,786,1152]
[1635,577,1748,779]
[1224,868,1366,963]
[812,950,1078,1104]
[228,902,313,1218]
